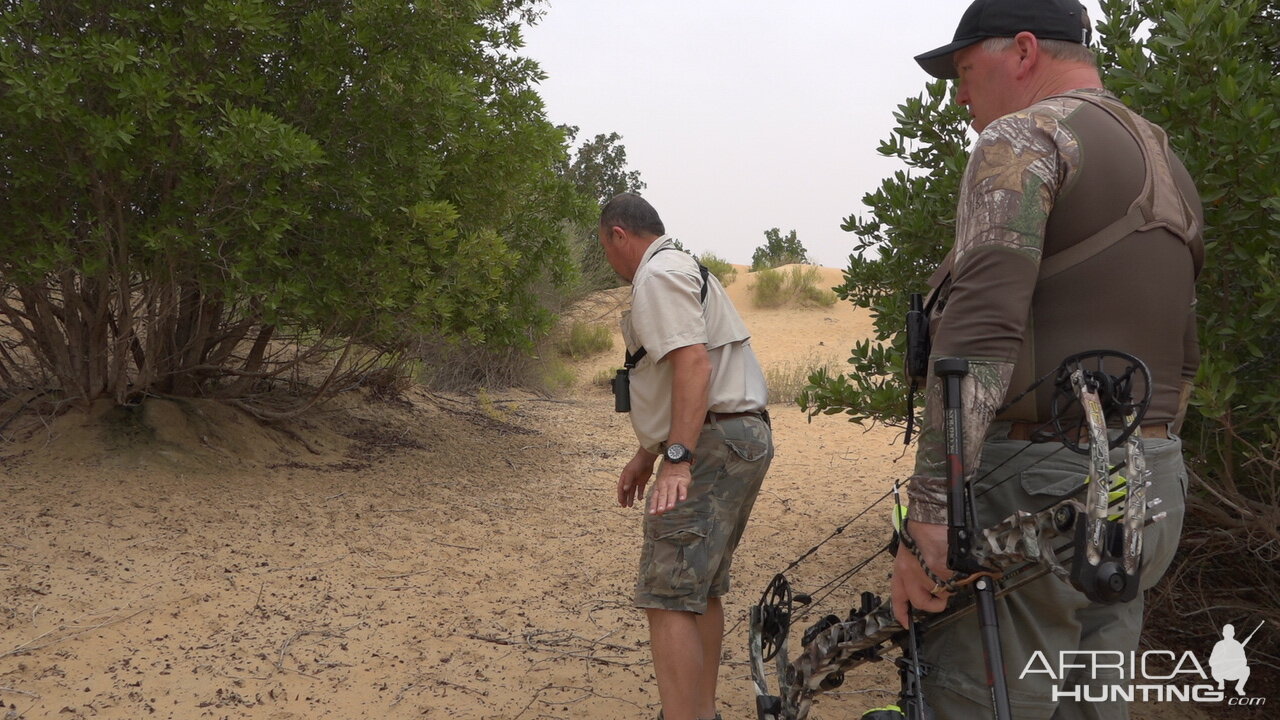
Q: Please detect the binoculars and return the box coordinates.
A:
[611,368,631,413]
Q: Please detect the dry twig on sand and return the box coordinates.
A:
[0,686,39,698]
[514,682,648,719]
[466,629,646,668]
[0,604,158,660]
[273,623,362,675]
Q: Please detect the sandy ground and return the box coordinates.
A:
[0,266,1211,719]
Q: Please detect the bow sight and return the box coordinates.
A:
[748,350,1163,720]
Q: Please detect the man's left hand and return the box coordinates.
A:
[648,461,691,515]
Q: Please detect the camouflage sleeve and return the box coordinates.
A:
[907,106,1082,525]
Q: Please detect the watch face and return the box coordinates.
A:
[666,444,684,461]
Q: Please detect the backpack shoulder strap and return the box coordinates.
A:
[624,247,710,367]
[647,246,709,302]
[1038,93,1203,281]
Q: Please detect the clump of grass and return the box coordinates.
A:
[749,267,787,307]
[591,368,616,388]
[749,266,837,308]
[537,359,577,394]
[698,251,738,287]
[476,387,512,421]
[557,321,614,359]
[792,266,838,307]
[765,351,841,406]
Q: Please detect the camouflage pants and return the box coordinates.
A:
[634,414,773,614]
[920,422,1187,720]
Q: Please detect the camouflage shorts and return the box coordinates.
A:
[634,414,773,614]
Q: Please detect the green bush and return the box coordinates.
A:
[792,267,839,308]
[749,268,787,308]
[558,127,644,298]
[797,77,969,428]
[749,266,837,308]
[0,0,584,410]
[698,252,738,287]
[1097,0,1280,672]
[558,321,614,359]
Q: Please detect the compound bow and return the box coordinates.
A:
[749,350,1163,720]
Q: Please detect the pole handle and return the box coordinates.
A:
[935,357,974,570]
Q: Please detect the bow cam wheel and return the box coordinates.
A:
[1049,350,1151,455]
[757,573,793,662]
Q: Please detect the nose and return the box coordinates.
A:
[954,81,969,107]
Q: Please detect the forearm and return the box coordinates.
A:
[907,358,1015,524]
[644,344,710,515]
[665,344,711,449]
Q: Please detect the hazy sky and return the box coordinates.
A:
[522,0,1106,268]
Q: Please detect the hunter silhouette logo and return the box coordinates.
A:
[1019,619,1270,706]
[1209,621,1264,697]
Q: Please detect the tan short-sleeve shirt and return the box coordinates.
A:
[622,237,768,453]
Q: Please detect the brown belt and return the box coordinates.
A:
[706,409,770,427]
[1008,421,1168,442]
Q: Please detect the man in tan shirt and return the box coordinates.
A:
[600,193,772,720]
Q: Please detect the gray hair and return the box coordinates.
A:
[980,36,1097,67]
[599,193,665,237]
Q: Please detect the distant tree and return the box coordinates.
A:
[0,1,584,413]
[559,128,646,293]
[560,127,646,206]
[750,228,809,271]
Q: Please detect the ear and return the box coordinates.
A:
[1013,32,1039,78]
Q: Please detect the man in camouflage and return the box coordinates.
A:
[892,0,1203,717]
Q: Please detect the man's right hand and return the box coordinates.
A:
[617,448,658,508]
[891,520,952,626]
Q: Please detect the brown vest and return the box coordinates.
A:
[930,92,1204,424]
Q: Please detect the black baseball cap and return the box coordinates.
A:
[915,0,1092,79]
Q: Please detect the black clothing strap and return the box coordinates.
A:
[623,247,710,368]
[904,277,948,445]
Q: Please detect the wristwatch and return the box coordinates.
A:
[664,442,694,464]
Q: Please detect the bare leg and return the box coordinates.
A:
[647,608,702,720]
[693,597,724,719]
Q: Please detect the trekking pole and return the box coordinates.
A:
[935,358,1013,720]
